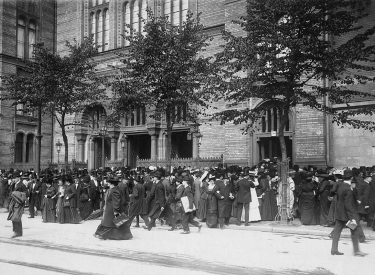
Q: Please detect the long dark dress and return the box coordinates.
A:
[42,186,56,223]
[260,180,278,221]
[205,184,218,228]
[318,180,331,226]
[300,181,317,225]
[196,181,208,220]
[94,186,133,240]
[56,185,65,224]
[63,184,82,224]
[79,185,93,220]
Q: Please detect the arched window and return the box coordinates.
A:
[124,2,130,46]
[163,0,188,26]
[97,11,103,52]
[90,12,96,44]
[140,0,147,34]
[15,133,24,163]
[17,18,26,58]
[26,134,34,163]
[132,0,139,34]
[28,21,36,59]
[103,9,109,51]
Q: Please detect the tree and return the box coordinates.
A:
[110,11,217,170]
[215,0,375,222]
[1,38,105,173]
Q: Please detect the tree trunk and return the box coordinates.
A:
[277,106,290,224]
[60,115,69,172]
[165,108,173,173]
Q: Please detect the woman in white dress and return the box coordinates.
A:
[241,187,261,222]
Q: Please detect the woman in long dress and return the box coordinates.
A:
[300,177,317,225]
[79,176,93,220]
[63,175,82,224]
[205,174,219,228]
[42,178,56,223]
[94,176,133,240]
[196,172,209,221]
[55,178,65,224]
[242,186,261,222]
[260,174,278,221]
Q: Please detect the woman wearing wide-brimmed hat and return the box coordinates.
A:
[94,176,133,240]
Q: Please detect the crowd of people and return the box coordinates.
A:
[0,159,374,256]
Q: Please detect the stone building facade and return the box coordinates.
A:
[0,0,55,170]
[1,0,375,171]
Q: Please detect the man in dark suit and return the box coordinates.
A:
[28,175,41,218]
[235,172,257,226]
[331,169,367,257]
[368,170,375,230]
[357,173,371,225]
[215,174,235,229]
[90,173,101,211]
[180,176,202,234]
[147,172,166,231]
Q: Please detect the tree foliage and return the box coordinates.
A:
[215,0,375,161]
[110,11,218,166]
[1,37,106,167]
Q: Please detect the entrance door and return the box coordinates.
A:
[94,137,111,169]
[128,134,151,167]
[258,136,292,162]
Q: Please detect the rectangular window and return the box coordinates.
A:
[103,10,109,51]
[17,20,26,58]
[28,23,36,60]
[97,11,103,52]
[164,0,171,18]
[171,0,179,26]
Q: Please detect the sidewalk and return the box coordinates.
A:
[1,207,374,240]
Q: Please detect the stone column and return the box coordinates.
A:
[22,134,27,163]
[87,137,95,171]
[192,133,198,159]
[110,137,118,161]
[75,134,87,162]
[150,134,157,161]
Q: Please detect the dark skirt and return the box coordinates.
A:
[94,222,133,240]
[260,191,278,221]
[300,192,317,225]
[319,190,331,225]
[56,197,65,224]
[196,198,207,219]
[206,212,218,228]
[80,201,93,220]
[42,199,56,223]
[63,206,82,224]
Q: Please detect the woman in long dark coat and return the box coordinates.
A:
[260,174,278,221]
[79,176,93,220]
[196,173,209,221]
[205,175,219,228]
[128,176,149,228]
[55,178,65,224]
[318,176,331,226]
[63,175,82,224]
[42,178,56,223]
[94,176,133,240]
[300,177,318,225]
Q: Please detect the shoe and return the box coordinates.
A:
[354,251,368,257]
[134,224,140,228]
[181,231,190,234]
[198,224,202,233]
[245,223,250,226]
[143,226,148,229]
[168,228,175,231]
[236,223,241,226]
[11,233,21,239]
[331,251,344,255]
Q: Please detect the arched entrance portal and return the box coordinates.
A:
[250,100,295,165]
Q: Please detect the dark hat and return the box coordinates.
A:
[12,171,22,178]
[182,176,189,182]
[82,175,91,184]
[208,174,216,181]
[108,176,120,183]
[343,169,353,179]
[22,172,30,179]
[152,172,161,178]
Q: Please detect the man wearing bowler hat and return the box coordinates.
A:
[146,171,166,231]
[331,169,367,256]
[7,171,28,238]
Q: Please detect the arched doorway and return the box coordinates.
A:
[251,100,295,165]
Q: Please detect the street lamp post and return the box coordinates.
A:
[55,139,62,163]
[120,133,127,167]
[99,113,107,173]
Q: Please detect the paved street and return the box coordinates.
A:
[0,211,374,275]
